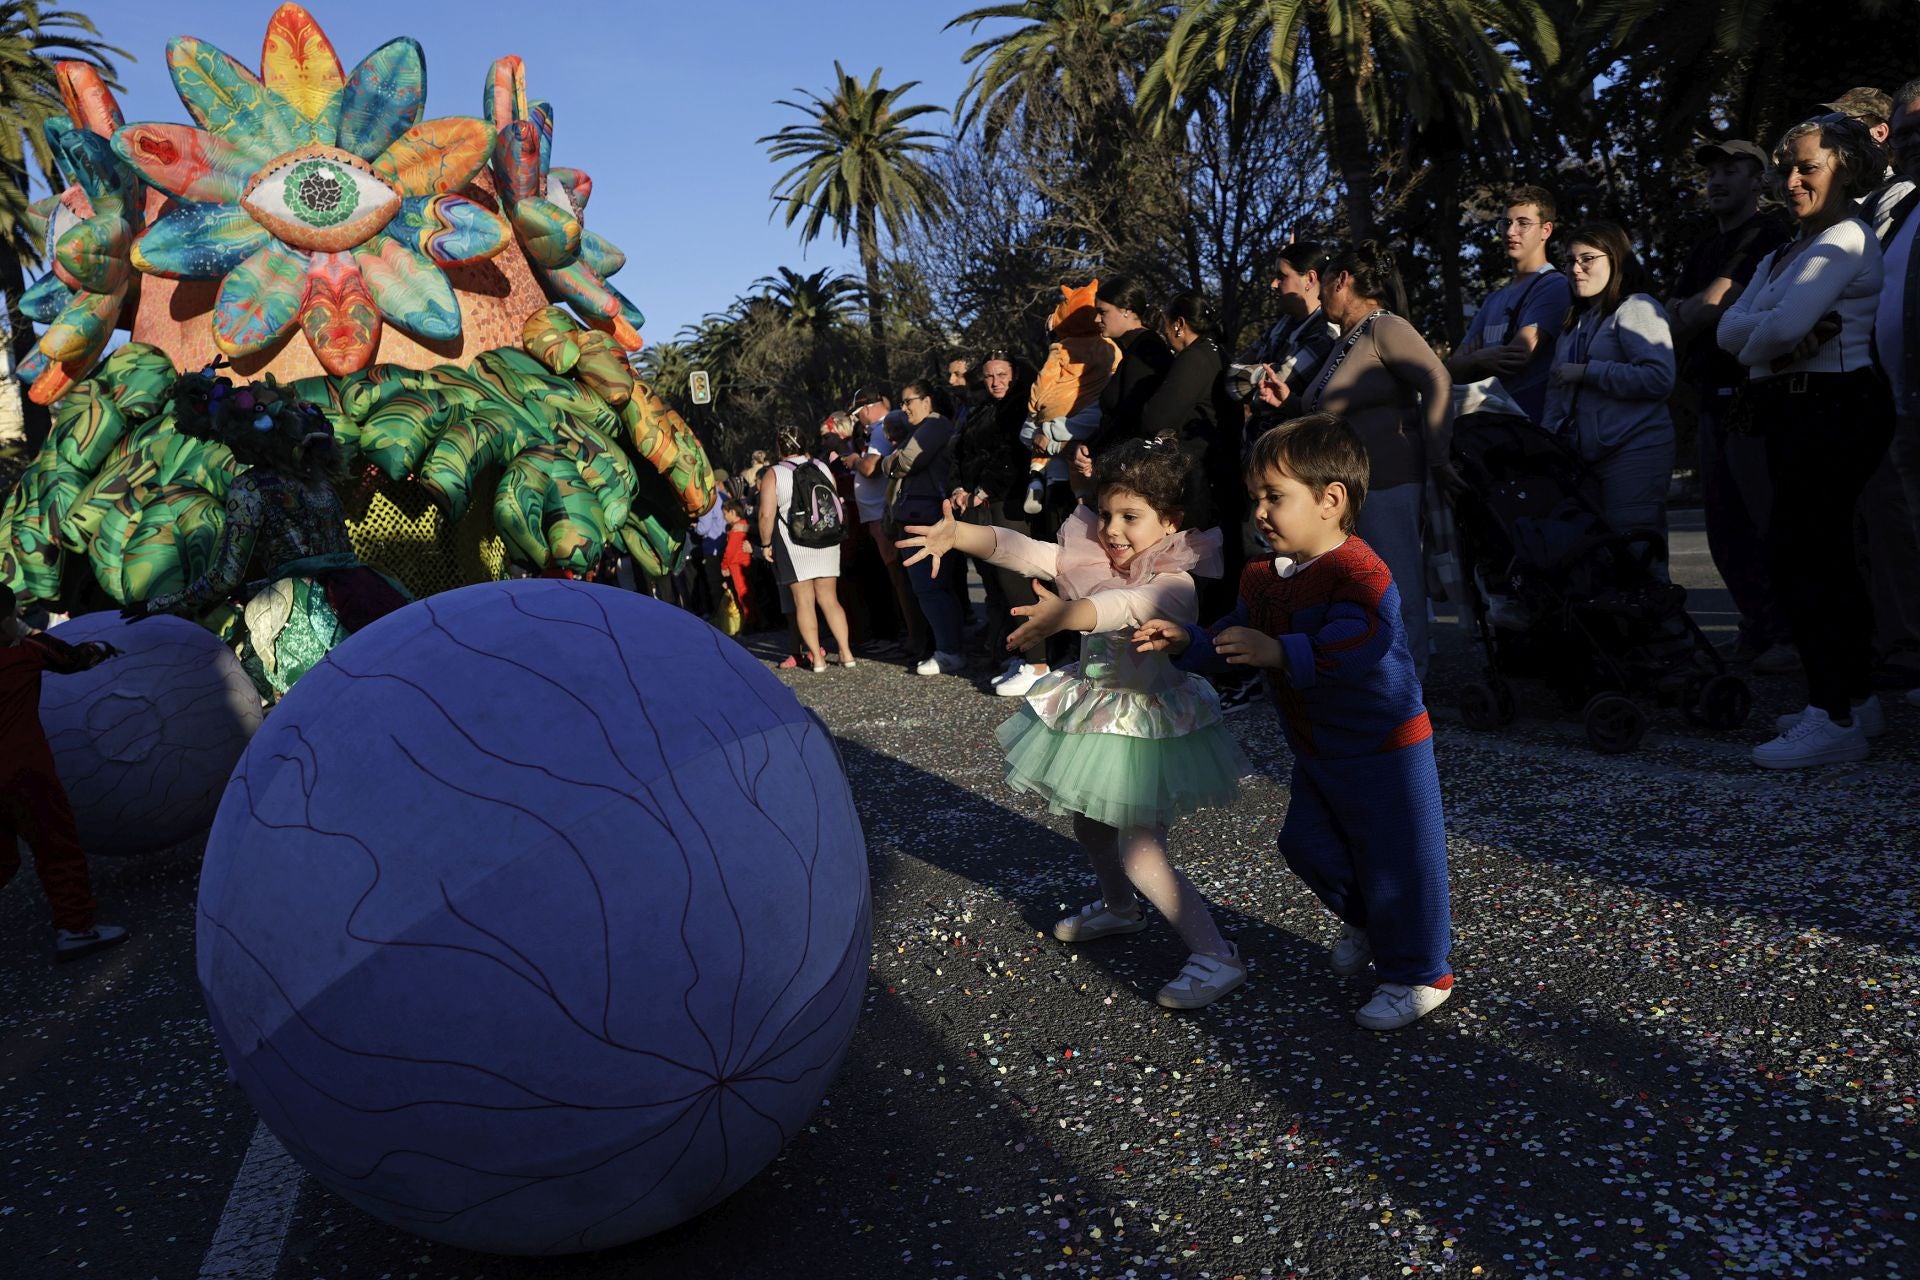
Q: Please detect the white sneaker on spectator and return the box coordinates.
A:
[990,655,1022,682]
[1751,707,1868,769]
[1329,923,1372,977]
[1775,696,1884,739]
[54,923,128,963]
[914,651,965,676]
[994,663,1050,697]
[1751,644,1802,675]
[1355,978,1453,1030]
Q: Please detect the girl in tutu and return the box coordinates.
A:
[900,439,1250,1008]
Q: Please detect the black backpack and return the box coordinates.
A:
[782,460,845,549]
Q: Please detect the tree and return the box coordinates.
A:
[751,266,864,336]
[0,1,126,450]
[760,64,950,369]
[1140,0,1557,243]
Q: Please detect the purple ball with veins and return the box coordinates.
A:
[40,612,262,855]
[196,580,870,1256]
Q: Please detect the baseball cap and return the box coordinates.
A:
[848,386,887,411]
[1693,139,1769,168]
[1821,86,1892,126]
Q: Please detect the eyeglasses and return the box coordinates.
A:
[902,393,929,405]
[1494,217,1542,231]
[1569,252,1609,269]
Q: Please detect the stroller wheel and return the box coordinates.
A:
[1696,674,1753,731]
[1583,693,1648,754]
[1460,679,1518,730]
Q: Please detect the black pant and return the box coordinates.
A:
[1757,369,1894,719]
[965,499,1043,663]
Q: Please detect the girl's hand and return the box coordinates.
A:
[1551,362,1586,386]
[1132,618,1190,655]
[898,500,959,577]
[1214,625,1284,668]
[1007,581,1071,651]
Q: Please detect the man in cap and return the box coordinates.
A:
[1823,86,1914,236]
[1666,139,1795,671]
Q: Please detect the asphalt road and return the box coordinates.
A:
[2,513,1916,1279]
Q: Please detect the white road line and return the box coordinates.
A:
[197,1120,305,1280]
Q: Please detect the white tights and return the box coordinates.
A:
[1071,814,1230,959]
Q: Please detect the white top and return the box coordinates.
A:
[853,428,893,523]
[1877,212,1919,406]
[1716,216,1884,378]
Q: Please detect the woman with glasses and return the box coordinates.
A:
[887,380,968,674]
[1540,222,1679,571]
[1718,114,1892,768]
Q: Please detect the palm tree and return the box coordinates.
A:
[0,1,127,449]
[1139,0,1557,242]
[751,266,863,336]
[760,64,949,365]
[947,1,1173,148]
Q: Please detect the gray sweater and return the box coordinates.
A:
[1540,294,1676,459]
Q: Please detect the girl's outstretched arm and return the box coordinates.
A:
[1007,582,1097,651]
[900,500,997,578]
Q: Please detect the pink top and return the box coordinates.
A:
[986,508,1221,633]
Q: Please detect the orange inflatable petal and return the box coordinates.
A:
[55,62,121,138]
[487,55,527,128]
[261,3,345,123]
[299,250,381,375]
[371,117,494,197]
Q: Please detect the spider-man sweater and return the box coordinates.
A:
[1178,537,1430,759]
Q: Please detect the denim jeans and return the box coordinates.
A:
[904,547,967,656]
[1589,435,1676,580]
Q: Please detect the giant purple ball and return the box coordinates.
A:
[41,612,262,855]
[196,581,869,1255]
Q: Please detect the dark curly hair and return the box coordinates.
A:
[1093,437,1195,524]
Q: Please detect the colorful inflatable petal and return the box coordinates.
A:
[56,61,123,138]
[351,232,460,341]
[336,37,425,160]
[392,194,510,267]
[113,122,267,202]
[20,273,75,323]
[97,344,181,419]
[577,228,625,279]
[369,117,493,198]
[15,346,50,385]
[166,35,302,155]
[491,119,541,202]
[52,382,129,474]
[299,250,381,376]
[485,55,528,128]
[548,166,590,212]
[260,4,344,131]
[507,196,580,268]
[53,195,131,292]
[132,202,271,279]
[213,241,309,356]
[55,129,132,204]
[41,281,128,363]
[546,259,643,348]
[355,384,442,478]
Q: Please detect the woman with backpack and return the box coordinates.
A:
[886,379,967,675]
[758,426,854,672]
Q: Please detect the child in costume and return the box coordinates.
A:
[0,584,130,962]
[1136,414,1453,1031]
[901,439,1251,1009]
[1024,280,1122,515]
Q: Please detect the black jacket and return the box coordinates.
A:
[953,371,1036,503]
[1096,327,1176,450]
[1137,336,1245,527]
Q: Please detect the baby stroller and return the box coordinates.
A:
[1447,412,1752,753]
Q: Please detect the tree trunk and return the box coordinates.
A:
[1305,19,1377,243]
[856,198,888,377]
[0,237,50,450]
[1431,151,1467,345]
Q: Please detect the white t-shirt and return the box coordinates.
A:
[853,426,893,523]
[1877,213,1918,406]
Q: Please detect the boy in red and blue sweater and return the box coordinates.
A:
[1135,414,1453,1030]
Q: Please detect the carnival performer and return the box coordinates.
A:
[123,365,409,701]
[900,439,1250,1009]
[0,583,129,961]
[1136,415,1453,1031]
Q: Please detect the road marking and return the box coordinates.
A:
[198,1120,304,1280]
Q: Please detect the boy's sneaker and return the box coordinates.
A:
[1355,975,1453,1030]
[1751,707,1868,769]
[1751,644,1801,675]
[1053,900,1150,943]
[1329,924,1373,977]
[1155,943,1247,1009]
[994,663,1050,697]
[54,924,129,963]
[1775,696,1884,739]
[914,650,965,676]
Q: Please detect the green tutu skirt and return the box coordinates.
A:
[995,704,1249,830]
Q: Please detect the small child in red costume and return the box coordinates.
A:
[0,586,130,961]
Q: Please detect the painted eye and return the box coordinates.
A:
[241,145,400,253]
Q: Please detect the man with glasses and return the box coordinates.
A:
[1445,185,1571,424]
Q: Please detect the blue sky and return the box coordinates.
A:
[82,0,986,344]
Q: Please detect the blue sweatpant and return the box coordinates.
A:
[1278,740,1451,985]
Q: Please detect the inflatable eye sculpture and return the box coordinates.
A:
[15,63,146,406]
[197,582,871,1254]
[113,3,511,374]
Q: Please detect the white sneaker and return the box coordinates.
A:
[914,650,965,676]
[54,923,128,963]
[1355,979,1453,1030]
[990,655,1023,682]
[1751,644,1802,675]
[1155,943,1247,1009]
[994,663,1050,697]
[1052,899,1150,942]
[1775,696,1884,739]
[1023,481,1045,516]
[1751,707,1868,769]
[1329,924,1372,977]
